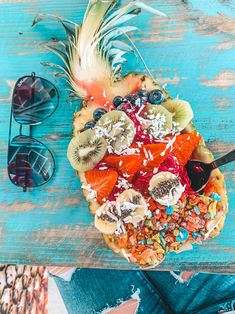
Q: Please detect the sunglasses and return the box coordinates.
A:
[7,72,59,191]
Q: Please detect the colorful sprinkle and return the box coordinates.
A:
[204,213,211,219]
[166,205,174,215]
[209,193,221,201]
[173,229,179,236]
[193,206,200,215]
[172,212,179,220]
[145,219,153,227]
[176,228,189,242]
[147,238,153,245]
[160,238,166,246]
[152,234,160,242]
[192,232,201,239]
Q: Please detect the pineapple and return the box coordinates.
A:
[33,1,228,268]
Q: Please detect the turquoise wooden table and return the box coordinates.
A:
[0,0,235,273]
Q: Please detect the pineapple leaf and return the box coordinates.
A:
[45,44,69,68]
[79,0,115,57]
[104,9,141,31]
[111,40,133,52]
[32,14,77,39]
[122,31,154,79]
[40,61,70,75]
[113,63,122,75]
[34,0,166,99]
[103,7,140,27]
[100,25,138,49]
[109,48,126,57]
[112,56,127,68]
[134,2,167,17]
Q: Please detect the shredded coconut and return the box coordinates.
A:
[121,249,130,262]
[160,135,177,156]
[98,166,108,170]
[81,184,97,200]
[153,167,158,174]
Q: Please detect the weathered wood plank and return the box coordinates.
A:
[0,0,234,272]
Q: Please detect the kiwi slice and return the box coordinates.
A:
[96,110,135,154]
[162,99,193,130]
[67,129,107,171]
[144,104,173,137]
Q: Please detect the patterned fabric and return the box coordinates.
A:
[0,265,48,314]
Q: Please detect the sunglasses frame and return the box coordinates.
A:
[7,72,59,192]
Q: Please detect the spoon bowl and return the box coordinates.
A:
[186,149,235,192]
[186,160,211,192]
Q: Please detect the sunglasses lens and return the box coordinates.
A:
[8,136,55,188]
[12,76,58,124]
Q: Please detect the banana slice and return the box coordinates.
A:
[143,104,173,138]
[117,189,147,225]
[67,129,107,171]
[162,99,193,131]
[95,203,118,235]
[149,172,185,206]
[94,189,147,234]
[96,110,136,154]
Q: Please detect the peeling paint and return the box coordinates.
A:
[212,96,234,110]
[154,69,180,85]
[214,39,235,51]
[1,195,82,212]
[196,14,235,36]
[30,224,100,247]
[200,71,235,89]
[0,80,15,103]
[145,3,235,45]
[0,0,35,3]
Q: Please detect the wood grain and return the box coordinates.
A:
[0,0,234,272]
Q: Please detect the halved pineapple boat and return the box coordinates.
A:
[34,0,228,268]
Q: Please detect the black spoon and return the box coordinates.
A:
[186,149,235,192]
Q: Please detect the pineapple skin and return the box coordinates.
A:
[75,76,228,267]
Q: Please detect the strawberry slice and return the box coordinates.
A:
[104,154,141,182]
[85,169,118,204]
[140,143,170,171]
[172,133,201,165]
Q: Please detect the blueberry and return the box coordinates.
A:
[124,94,134,103]
[125,93,146,107]
[134,97,143,107]
[148,89,164,105]
[116,105,126,112]
[93,108,108,121]
[137,89,148,100]
[84,120,96,130]
[113,96,123,108]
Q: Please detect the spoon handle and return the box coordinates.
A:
[210,149,235,170]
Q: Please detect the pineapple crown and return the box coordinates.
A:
[32,0,166,100]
